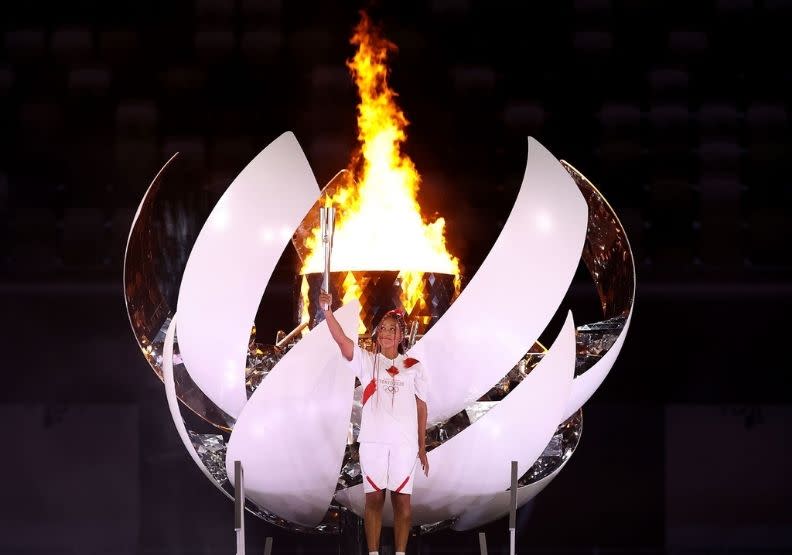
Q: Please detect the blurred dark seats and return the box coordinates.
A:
[0,1,789,281]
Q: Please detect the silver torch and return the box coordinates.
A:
[319,205,336,313]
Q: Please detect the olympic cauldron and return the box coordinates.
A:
[123,132,635,533]
[290,167,460,339]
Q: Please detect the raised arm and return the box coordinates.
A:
[319,291,355,361]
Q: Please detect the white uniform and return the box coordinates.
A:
[347,345,429,494]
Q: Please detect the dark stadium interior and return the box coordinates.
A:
[1,1,791,553]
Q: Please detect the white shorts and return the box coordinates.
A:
[359,442,418,495]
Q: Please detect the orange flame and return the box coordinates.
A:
[300,12,459,321]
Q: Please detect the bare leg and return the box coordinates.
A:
[364,490,386,552]
[391,491,412,553]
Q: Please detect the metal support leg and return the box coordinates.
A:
[263,537,273,555]
[478,532,488,555]
[235,460,246,555]
[509,460,517,555]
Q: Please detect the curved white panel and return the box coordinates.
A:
[226,302,361,526]
[161,313,234,501]
[451,458,570,531]
[409,137,588,424]
[336,311,576,525]
[176,132,320,418]
[563,310,633,420]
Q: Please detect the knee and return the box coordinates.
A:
[366,490,386,510]
[391,492,412,518]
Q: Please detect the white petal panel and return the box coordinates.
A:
[226,302,361,526]
[409,137,588,424]
[564,310,634,420]
[161,313,234,501]
[176,132,320,418]
[451,459,570,531]
[336,311,576,526]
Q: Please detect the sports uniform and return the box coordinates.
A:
[348,345,429,494]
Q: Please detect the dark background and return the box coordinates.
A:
[1,0,791,553]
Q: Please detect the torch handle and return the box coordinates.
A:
[322,245,331,293]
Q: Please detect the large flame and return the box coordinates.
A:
[300,13,459,302]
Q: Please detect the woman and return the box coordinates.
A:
[320,290,429,555]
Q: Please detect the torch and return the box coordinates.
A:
[317,205,336,317]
